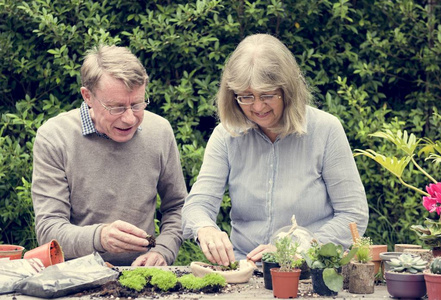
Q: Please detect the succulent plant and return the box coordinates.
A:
[387,254,427,274]
[430,257,441,274]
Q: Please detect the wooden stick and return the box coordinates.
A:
[349,222,360,243]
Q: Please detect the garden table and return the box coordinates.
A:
[0,266,390,300]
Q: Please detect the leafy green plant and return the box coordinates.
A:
[387,253,427,274]
[353,237,373,263]
[302,241,358,292]
[273,235,303,272]
[354,128,441,248]
[262,252,278,263]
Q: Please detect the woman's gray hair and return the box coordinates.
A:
[81,45,149,94]
[217,34,311,137]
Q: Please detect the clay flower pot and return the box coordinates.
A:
[0,245,25,260]
[394,244,422,252]
[348,261,375,294]
[370,245,387,277]
[262,260,279,290]
[23,239,64,267]
[190,260,256,283]
[424,270,441,300]
[270,268,301,298]
[385,271,426,299]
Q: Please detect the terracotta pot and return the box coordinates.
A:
[310,268,338,296]
[23,239,64,267]
[0,245,25,260]
[348,261,375,294]
[424,270,441,300]
[385,271,426,299]
[270,268,300,298]
[370,245,387,277]
[262,261,279,290]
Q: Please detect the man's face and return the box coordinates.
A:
[81,73,146,143]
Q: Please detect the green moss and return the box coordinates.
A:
[149,270,178,291]
[178,274,205,290]
[118,268,225,293]
[119,273,146,292]
[202,273,226,287]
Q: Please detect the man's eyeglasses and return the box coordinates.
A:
[236,94,281,105]
[97,98,150,115]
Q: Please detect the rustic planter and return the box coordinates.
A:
[403,248,433,268]
[394,244,422,252]
[424,270,441,300]
[385,271,426,299]
[270,268,301,298]
[310,268,338,296]
[348,261,375,294]
[262,261,279,290]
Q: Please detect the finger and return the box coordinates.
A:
[114,220,148,238]
[201,240,219,265]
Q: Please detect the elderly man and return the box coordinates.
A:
[32,45,187,266]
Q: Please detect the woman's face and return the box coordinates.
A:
[237,88,284,136]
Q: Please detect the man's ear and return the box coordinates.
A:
[80,87,92,107]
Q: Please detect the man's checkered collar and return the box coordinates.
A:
[80,101,142,138]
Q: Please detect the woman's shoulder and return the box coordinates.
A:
[306,106,342,129]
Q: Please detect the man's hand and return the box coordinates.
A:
[100,220,151,253]
[197,226,235,266]
[132,251,167,266]
[246,244,277,262]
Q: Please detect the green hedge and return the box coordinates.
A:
[1,0,440,264]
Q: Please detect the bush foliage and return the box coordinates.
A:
[1,0,440,264]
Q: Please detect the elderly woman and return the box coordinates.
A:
[182,34,369,266]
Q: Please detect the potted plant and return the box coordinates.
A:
[302,240,357,296]
[424,257,441,300]
[348,237,375,294]
[385,253,427,299]
[270,235,303,298]
[262,251,279,290]
[354,129,441,256]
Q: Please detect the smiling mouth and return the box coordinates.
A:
[255,111,270,117]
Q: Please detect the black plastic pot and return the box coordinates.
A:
[262,261,280,290]
[310,268,338,296]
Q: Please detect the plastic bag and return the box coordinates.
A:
[270,215,316,254]
[14,252,119,298]
[0,258,45,294]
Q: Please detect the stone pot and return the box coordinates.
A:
[310,268,338,296]
[424,270,441,300]
[262,261,279,290]
[270,268,301,299]
[348,261,375,294]
[385,271,426,299]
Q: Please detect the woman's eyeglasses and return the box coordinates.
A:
[236,94,281,105]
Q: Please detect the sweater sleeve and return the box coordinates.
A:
[32,128,103,259]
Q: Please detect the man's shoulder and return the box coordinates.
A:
[38,108,81,133]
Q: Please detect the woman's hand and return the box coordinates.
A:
[246,244,277,262]
[197,226,235,266]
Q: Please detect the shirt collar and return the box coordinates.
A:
[80,101,142,139]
